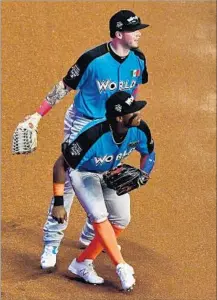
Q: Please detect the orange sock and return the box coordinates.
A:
[77,220,125,265]
[77,234,104,263]
[112,223,124,237]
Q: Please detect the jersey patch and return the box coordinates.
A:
[69,142,82,156]
[70,65,80,78]
[131,69,140,77]
[128,141,139,147]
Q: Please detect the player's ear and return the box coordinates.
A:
[116,116,123,123]
[115,31,123,39]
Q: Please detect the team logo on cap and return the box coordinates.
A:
[116,21,123,29]
[115,104,122,112]
[127,16,139,24]
[125,96,134,106]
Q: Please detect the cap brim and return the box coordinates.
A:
[125,24,150,32]
[125,100,147,114]
[136,24,150,30]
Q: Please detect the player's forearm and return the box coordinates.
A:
[36,81,71,117]
[53,155,68,206]
[140,151,156,174]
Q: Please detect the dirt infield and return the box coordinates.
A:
[1,2,216,299]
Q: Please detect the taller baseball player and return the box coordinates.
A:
[14,10,150,269]
[53,91,156,291]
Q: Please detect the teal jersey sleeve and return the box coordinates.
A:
[136,120,154,154]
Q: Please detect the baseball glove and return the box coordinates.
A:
[103,164,150,196]
[12,113,41,154]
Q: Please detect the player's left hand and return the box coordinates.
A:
[51,206,67,224]
[103,164,150,196]
[138,171,149,186]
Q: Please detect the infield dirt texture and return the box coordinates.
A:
[1,1,216,300]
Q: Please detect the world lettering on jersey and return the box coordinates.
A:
[96,79,137,93]
[94,148,136,166]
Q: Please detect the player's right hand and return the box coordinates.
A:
[23,112,42,129]
[51,206,67,224]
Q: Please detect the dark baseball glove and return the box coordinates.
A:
[103,164,150,196]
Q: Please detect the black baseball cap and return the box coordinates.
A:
[106,91,147,118]
[109,10,149,38]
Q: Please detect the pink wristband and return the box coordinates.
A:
[36,100,52,116]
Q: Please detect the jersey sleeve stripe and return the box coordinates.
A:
[62,121,110,169]
[132,48,148,84]
[63,43,108,90]
[138,120,154,153]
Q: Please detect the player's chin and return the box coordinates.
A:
[131,41,139,49]
[132,119,141,127]
[132,41,139,49]
[136,119,141,126]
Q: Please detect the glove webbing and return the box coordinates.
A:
[12,128,36,154]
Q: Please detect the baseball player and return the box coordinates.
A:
[52,91,155,291]
[22,10,150,269]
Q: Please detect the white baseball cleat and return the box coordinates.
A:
[40,245,58,269]
[68,258,104,284]
[116,263,136,291]
[78,237,122,251]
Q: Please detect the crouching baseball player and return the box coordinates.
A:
[52,91,156,291]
